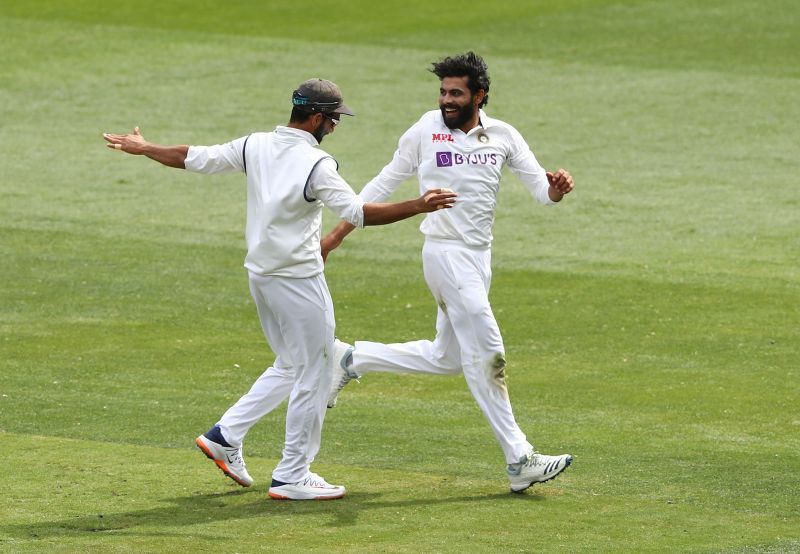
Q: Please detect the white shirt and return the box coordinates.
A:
[185,126,365,277]
[359,109,554,248]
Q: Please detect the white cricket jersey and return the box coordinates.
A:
[185,126,365,277]
[359,109,554,248]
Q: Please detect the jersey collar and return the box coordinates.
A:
[275,125,320,146]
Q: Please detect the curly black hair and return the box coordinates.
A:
[430,51,490,108]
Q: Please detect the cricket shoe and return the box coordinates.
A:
[268,472,346,500]
[195,426,253,487]
[507,448,572,493]
[327,339,358,408]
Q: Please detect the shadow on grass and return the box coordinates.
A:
[3,487,545,540]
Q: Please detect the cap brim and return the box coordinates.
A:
[333,103,355,116]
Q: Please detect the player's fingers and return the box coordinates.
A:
[432,192,457,202]
[423,190,454,203]
[424,187,452,196]
[134,126,141,135]
[431,194,456,208]
[103,133,129,143]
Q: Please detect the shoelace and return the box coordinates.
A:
[301,472,332,488]
[523,452,544,468]
[523,452,567,474]
[334,375,351,392]
[226,448,246,467]
[334,371,360,393]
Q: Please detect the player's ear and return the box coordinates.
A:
[473,89,486,107]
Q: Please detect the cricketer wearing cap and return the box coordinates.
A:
[103,78,456,501]
[323,53,576,493]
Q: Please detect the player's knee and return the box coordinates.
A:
[485,352,507,385]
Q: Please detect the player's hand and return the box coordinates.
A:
[420,188,457,212]
[103,126,148,154]
[546,169,574,196]
[320,233,342,263]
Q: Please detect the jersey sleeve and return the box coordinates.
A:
[184,136,248,174]
[505,126,555,205]
[308,157,365,228]
[358,122,422,202]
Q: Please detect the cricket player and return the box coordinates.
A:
[322,53,575,493]
[103,79,456,500]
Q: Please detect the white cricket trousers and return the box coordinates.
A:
[216,271,335,484]
[352,239,531,464]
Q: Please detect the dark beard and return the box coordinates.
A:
[440,102,475,130]
[312,125,328,144]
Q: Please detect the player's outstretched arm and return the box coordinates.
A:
[103,126,189,169]
[546,169,574,202]
[363,189,456,226]
[322,189,457,262]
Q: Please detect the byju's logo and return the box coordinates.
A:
[436,152,453,167]
[435,151,498,168]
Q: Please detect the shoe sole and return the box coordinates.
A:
[268,489,346,501]
[195,436,252,488]
[510,455,573,494]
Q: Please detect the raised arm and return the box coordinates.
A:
[103,127,188,169]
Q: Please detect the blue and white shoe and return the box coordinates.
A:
[268,472,346,500]
[327,339,359,408]
[507,448,572,493]
[195,426,254,487]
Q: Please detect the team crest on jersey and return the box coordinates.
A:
[431,133,454,143]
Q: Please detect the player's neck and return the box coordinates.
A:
[458,115,481,134]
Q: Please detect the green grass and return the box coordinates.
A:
[1,0,799,551]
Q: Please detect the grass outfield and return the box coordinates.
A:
[1,0,798,551]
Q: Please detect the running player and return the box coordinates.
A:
[322,53,574,493]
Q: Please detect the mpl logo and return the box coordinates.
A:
[432,133,454,143]
[436,152,453,167]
